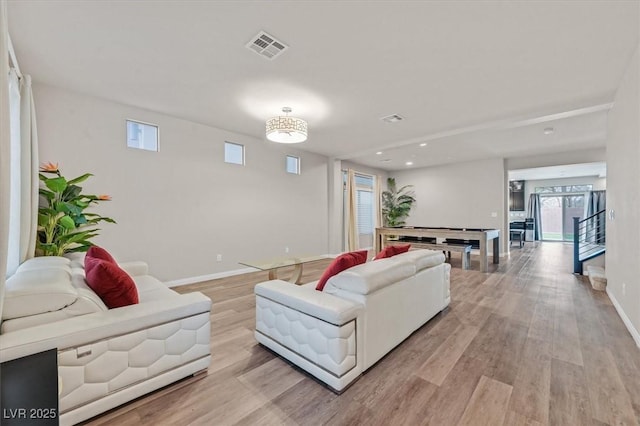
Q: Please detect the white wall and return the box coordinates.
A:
[327,158,343,255]
[34,84,329,282]
[341,160,389,180]
[506,148,606,170]
[392,158,507,254]
[605,42,640,345]
[509,176,606,221]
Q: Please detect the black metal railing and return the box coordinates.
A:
[573,209,606,274]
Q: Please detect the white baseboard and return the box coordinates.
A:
[165,267,258,288]
[165,254,335,288]
[606,287,640,348]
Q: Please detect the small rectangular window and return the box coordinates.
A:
[126,120,158,151]
[286,155,300,174]
[225,142,245,165]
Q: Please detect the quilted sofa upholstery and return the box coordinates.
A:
[0,254,212,426]
[256,294,357,376]
[254,249,450,392]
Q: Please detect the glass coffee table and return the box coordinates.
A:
[239,255,328,284]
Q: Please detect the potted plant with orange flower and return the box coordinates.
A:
[37,162,116,256]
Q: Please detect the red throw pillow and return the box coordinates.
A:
[84,257,139,308]
[86,246,117,264]
[374,244,411,260]
[316,250,368,291]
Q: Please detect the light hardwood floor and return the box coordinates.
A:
[84,243,640,426]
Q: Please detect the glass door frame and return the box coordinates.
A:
[539,193,587,242]
[342,170,376,250]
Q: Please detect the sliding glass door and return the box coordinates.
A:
[540,195,585,241]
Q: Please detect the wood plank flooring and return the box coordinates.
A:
[83,242,640,426]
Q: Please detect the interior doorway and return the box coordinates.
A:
[540,195,585,241]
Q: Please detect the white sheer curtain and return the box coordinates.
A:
[344,169,358,251]
[374,175,383,230]
[19,74,38,262]
[1,0,11,324]
[1,0,39,328]
[6,68,20,276]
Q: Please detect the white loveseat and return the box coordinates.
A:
[254,249,450,392]
[0,254,212,426]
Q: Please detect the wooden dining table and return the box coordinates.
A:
[375,227,501,272]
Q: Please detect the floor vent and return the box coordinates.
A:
[246,31,288,60]
[381,114,404,123]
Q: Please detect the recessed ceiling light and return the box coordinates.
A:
[405,161,413,166]
[419,143,427,147]
[543,127,554,135]
[376,151,383,155]
[380,159,391,163]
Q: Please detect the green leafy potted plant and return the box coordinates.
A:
[381,177,416,227]
[37,162,116,256]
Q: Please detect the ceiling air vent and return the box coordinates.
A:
[246,31,288,60]
[381,114,404,123]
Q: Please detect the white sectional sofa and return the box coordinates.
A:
[0,254,212,426]
[254,249,450,392]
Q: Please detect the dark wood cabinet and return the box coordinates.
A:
[509,180,525,211]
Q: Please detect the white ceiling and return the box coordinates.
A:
[348,106,610,170]
[7,1,640,170]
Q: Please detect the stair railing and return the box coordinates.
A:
[573,209,606,274]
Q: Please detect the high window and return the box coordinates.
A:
[224,142,245,165]
[126,120,158,152]
[286,155,300,174]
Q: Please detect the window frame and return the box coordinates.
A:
[535,184,593,194]
[342,171,376,249]
[354,174,375,237]
[285,155,301,175]
[224,141,245,166]
[126,119,159,152]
